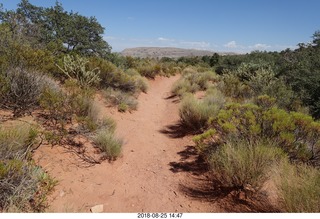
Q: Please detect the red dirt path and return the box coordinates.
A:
[33,75,219,213]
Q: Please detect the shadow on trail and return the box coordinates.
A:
[168,143,280,213]
[159,122,192,138]
[169,146,208,175]
[164,94,180,104]
[159,121,200,138]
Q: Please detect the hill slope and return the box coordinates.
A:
[121,47,232,58]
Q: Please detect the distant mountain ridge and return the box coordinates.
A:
[121,47,234,58]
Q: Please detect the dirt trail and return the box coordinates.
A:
[34,75,219,212]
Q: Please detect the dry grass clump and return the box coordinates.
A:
[171,70,218,96]
[93,127,123,161]
[209,140,286,193]
[104,89,138,112]
[0,124,56,212]
[274,161,320,212]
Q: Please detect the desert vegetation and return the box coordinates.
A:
[173,31,320,212]
[0,0,185,212]
[1,0,320,213]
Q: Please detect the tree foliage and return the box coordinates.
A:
[0,0,111,57]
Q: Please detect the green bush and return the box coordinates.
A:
[219,63,299,110]
[181,67,197,75]
[185,71,218,90]
[160,61,181,76]
[216,103,262,141]
[137,61,161,78]
[93,128,123,161]
[171,78,198,96]
[206,103,320,164]
[218,73,253,100]
[172,70,218,96]
[209,140,286,193]
[275,161,320,212]
[40,79,94,122]
[179,94,221,131]
[88,57,117,83]
[39,86,71,126]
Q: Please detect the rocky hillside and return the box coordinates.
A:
[121,47,233,58]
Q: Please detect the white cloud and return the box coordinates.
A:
[250,43,271,50]
[224,41,238,48]
[157,37,175,42]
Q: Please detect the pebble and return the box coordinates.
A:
[90,204,104,213]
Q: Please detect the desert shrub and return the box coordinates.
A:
[104,89,138,112]
[193,128,217,155]
[39,86,71,127]
[220,64,299,110]
[111,71,137,93]
[181,67,197,75]
[41,79,93,118]
[171,79,198,96]
[0,160,56,212]
[179,95,209,131]
[134,76,149,93]
[118,102,128,112]
[209,140,286,193]
[172,70,218,96]
[0,124,38,160]
[57,54,101,88]
[185,71,218,90]
[123,69,149,93]
[160,61,181,76]
[125,68,140,76]
[216,103,262,141]
[79,101,117,132]
[99,67,147,94]
[0,24,56,74]
[39,79,94,140]
[80,114,116,133]
[0,124,56,212]
[206,103,320,164]
[179,94,222,131]
[203,88,226,110]
[275,161,320,212]
[255,95,276,110]
[88,57,119,89]
[99,117,117,133]
[93,128,123,161]
[218,73,253,100]
[261,108,319,162]
[0,68,47,117]
[137,62,161,78]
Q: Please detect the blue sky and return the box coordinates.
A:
[1,0,320,52]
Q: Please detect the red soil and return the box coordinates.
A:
[33,75,220,212]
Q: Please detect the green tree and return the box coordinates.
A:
[209,53,219,67]
[0,0,111,57]
[312,30,320,47]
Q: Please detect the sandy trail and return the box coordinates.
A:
[34,75,218,212]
